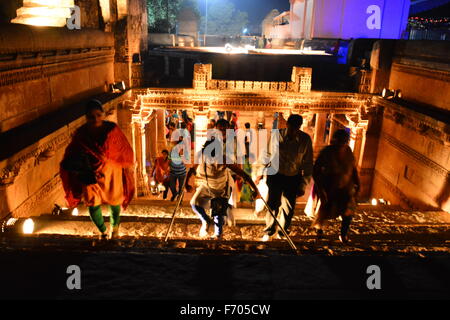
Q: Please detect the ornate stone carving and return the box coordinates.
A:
[10,174,62,218]
[381,132,448,178]
[0,51,114,88]
[0,130,73,187]
[378,97,449,145]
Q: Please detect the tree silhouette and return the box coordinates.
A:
[147,0,199,33]
[200,0,249,36]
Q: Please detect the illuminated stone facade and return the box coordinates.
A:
[128,57,449,212]
[129,64,375,198]
[0,6,448,222]
[0,0,148,220]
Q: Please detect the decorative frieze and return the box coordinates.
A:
[132,87,372,115]
[392,62,450,83]
[377,97,449,145]
[10,174,62,218]
[0,130,74,187]
[380,132,448,178]
[0,52,114,87]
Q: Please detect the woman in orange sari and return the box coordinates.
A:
[60,100,135,239]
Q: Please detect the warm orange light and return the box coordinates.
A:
[12,0,74,27]
[12,16,67,27]
[23,218,35,234]
[23,0,74,8]
[17,7,71,18]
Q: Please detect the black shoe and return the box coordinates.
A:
[316,228,324,239]
[163,190,168,200]
[170,194,177,201]
[277,228,290,238]
[339,234,349,244]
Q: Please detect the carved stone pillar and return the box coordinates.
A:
[193,108,209,164]
[356,107,383,200]
[327,114,338,144]
[301,112,314,138]
[313,113,327,157]
[351,125,366,167]
[156,109,167,152]
[257,111,266,129]
[132,121,150,197]
[148,113,158,165]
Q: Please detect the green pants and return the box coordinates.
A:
[88,205,121,233]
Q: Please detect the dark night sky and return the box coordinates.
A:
[198,0,291,29]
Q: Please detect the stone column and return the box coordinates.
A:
[193,109,209,164]
[132,121,150,197]
[301,112,314,138]
[148,114,158,165]
[140,123,148,186]
[313,113,327,157]
[156,109,167,151]
[351,126,366,167]
[327,114,337,144]
[356,110,379,201]
[131,120,138,198]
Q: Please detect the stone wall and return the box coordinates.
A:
[0,0,149,220]
[367,40,450,212]
[388,41,450,112]
[75,0,102,29]
[372,98,450,211]
[114,0,148,88]
[0,95,125,220]
[369,40,450,112]
[0,24,114,133]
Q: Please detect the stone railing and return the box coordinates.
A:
[207,79,291,92]
[194,79,312,93]
[193,64,312,93]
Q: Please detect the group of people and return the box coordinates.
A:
[60,100,360,244]
[184,113,359,243]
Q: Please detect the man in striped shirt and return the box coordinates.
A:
[169,140,188,201]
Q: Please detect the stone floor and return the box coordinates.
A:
[1,201,449,299]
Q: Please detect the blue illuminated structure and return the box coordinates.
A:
[287,0,411,40]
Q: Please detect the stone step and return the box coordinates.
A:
[4,214,449,251]
[1,232,449,256]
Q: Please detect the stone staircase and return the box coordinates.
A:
[2,200,449,256]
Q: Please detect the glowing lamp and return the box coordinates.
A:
[23,219,35,234]
[371,198,378,206]
[24,0,74,7]
[72,208,79,216]
[381,88,402,100]
[1,217,35,234]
